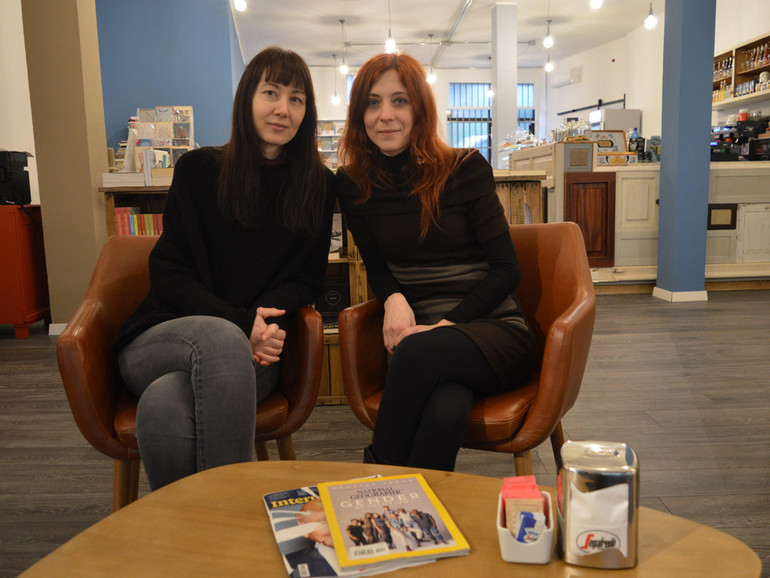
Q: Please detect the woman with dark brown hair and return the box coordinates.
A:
[114,47,335,490]
[337,52,536,472]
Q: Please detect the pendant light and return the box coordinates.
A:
[384,0,396,53]
[331,55,341,105]
[338,19,349,75]
[543,19,554,49]
[590,0,603,9]
[426,33,437,84]
[543,0,554,49]
[644,2,658,30]
[233,0,247,12]
[544,53,554,73]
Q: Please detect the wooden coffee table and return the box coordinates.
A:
[21,461,761,577]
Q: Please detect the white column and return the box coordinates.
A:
[491,3,518,169]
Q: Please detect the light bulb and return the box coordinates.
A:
[426,71,436,85]
[339,62,349,75]
[590,0,603,9]
[233,0,247,12]
[644,5,658,30]
[545,59,554,73]
[486,87,495,99]
[331,94,341,105]
[543,20,554,48]
[385,35,396,54]
[644,13,658,29]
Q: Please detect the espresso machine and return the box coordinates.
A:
[710,124,740,161]
[735,117,770,160]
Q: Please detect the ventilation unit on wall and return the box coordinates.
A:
[551,66,583,89]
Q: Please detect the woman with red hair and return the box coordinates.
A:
[337,53,537,471]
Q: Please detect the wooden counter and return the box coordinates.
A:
[492,170,547,224]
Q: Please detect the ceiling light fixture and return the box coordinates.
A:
[644,2,658,30]
[426,33,437,84]
[384,0,396,53]
[338,19,349,75]
[543,1,554,49]
[233,0,246,12]
[590,0,603,9]
[543,19,554,49]
[331,54,341,105]
[545,53,554,73]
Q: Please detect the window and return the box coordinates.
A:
[447,83,493,162]
[517,83,535,135]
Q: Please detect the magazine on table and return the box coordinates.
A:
[316,473,470,573]
[263,483,430,577]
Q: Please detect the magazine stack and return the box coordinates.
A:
[264,473,469,577]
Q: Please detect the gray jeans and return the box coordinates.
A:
[118,315,279,490]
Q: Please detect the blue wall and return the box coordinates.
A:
[96,0,244,153]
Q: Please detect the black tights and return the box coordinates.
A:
[372,327,505,471]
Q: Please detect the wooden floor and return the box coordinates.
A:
[1,291,768,577]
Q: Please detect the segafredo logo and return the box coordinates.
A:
[576,531,620,554]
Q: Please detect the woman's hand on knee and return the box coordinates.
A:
[383,293,415,354]
[251,308,286,366]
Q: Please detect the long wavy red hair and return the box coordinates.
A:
[338,53,468,238]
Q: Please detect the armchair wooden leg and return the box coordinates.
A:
[277,436,296,460]
[513,451,533,476]
[255,441,269,461]
[113,458,140,512]
[550,421,566,472]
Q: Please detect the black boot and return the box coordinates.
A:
[363,444,377,464]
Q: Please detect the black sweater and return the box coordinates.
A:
[114,147,336,353]
[337,149,534,384]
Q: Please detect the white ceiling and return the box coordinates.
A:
[232,0,663,71]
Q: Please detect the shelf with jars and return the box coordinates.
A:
[713,33,770,110]
[317,119,345,169]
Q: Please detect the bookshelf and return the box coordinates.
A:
[101,186,168,236]
[101,187,368,403]
[317,119,345,169]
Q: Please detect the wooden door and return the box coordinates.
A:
[565,172,616,268]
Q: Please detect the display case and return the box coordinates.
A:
[317,119,345,168]
[713,33,770,110]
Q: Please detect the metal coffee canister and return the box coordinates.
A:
[558,440,639,569]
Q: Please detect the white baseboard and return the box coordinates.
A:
[652,287,709,302]
[48,324,67,336]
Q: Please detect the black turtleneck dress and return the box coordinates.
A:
[337,149,537,470]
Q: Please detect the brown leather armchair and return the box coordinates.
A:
[57,235,324,510]
[338,222,596,475]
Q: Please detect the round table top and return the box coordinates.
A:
[22,460,761,577]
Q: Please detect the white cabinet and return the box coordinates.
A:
[614,170,660,266]
[736,203,770,262]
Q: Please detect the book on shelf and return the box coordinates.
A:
[264,481,433,577]
[113,207,163,236]
[114,206,140,235]
[317,473,470,574]
[102,171,146,187]
[151,167,174,186]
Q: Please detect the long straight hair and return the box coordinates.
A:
[338,52,468,238]
[218,46,326,236]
